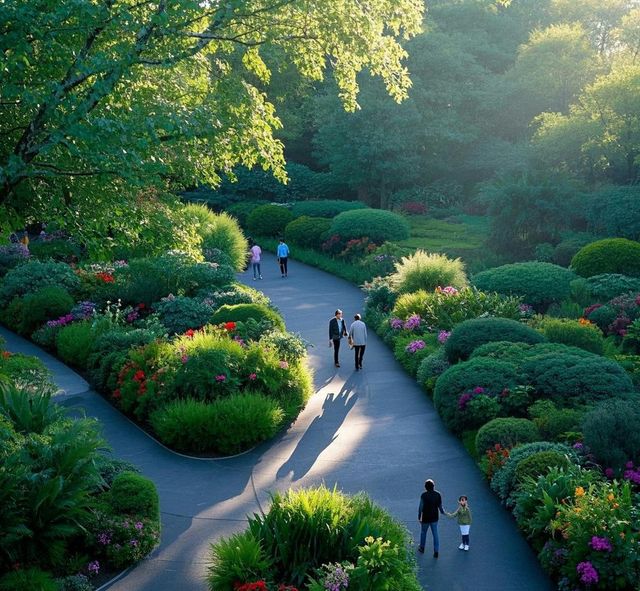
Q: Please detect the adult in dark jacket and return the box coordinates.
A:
[328,309,348,367]
[418,478,445,557]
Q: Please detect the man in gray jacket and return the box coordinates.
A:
[349,313,367,371]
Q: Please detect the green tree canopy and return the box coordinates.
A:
[0,0,424,233]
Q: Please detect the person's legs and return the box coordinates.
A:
[282,257,288,276]
[430,521,440,554]
[461,525,470,549]
[252,262,258,279]
[257,262,262,279]
[358,345,365,368]
[419,523,428,551]
[354,346,359,370]
[333,339,341,365]
[279,259,285,276]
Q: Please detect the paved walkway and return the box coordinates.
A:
[3,253,553,591]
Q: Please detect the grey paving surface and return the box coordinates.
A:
[3,253,554,591]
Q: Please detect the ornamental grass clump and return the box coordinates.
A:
[390,250,468,294]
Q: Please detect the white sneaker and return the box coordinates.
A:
[458,543,464,550]
[464,545,469,551]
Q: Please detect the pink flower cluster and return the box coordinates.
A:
[405,340,426,354]
[589,536,612,552]
[215,374,226,382]
[47,314,74,328]
[437,286,459,296]
[390,318,404,330]
[623,461,640,485]
[458,386,488,410]
[403,315,421,330]
[437,330,451,344]
[576,561,599,585]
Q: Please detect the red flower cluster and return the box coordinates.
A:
[485,443,510,481]
[95,271,115,283]
[184,329,195,338]
[234,582,268,591]
[224,321,237,331]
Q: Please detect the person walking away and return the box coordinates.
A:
[277,238,289,277]
[249,241,262,280]
[329,309,348,368]
[418,478,445,557]
[447,495,472,551]
[349,313,367,371]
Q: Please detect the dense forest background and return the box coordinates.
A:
[204,0,640,262]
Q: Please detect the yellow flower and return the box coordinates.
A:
[575,486,585,497]
[608,493,615,501]
[578,318,592,326]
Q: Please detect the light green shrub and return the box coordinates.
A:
[571,238,640,278]
[56,322,96,369]
[210,303,285,332]
[390,250,467,294]
[539,317,604,354]
[109,471,160,519]
[5,286,74,336]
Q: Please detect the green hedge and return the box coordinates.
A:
[475,418,540,454]
[581,273,640,302]
[3,286,74,336]
[329,209,410,243]
[290,200,368,218]
[571,238,640,278]
[210,303,285,331]
[247,204,294,238]
[284,216,332,248]
[444,317,546,363]
[472,262,576,310]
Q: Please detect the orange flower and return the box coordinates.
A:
[608,493,615,502]
[575,486,585,497]
[578,317,592,326]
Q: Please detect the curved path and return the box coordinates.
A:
[3,253,553,591]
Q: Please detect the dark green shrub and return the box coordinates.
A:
[582,273,640,302]
[153,296,213,335]
[94,455,140,488]
[475,418,540,454]
[389,251,468,294]
[444,317,546,363]
[416,350,450,394]
[284,216,332,248]
[0,260,80,306]
[513,451,572,486]
[290,200,368,218]
[585,303,617,331]
[472,262,576,310]
[0,568,58,591]
[109,471,159,519]
[528,400,585,441]
[571,238,640,278]
[56,574,93,591]
[433,358,521,434]
[28,238,81,262]
[522,349,633,406]
[56,322,96,369]
[329,209,410,243]
[202,247,234,268]
[7,286,74,336]
[0,244,29,277]
[586,186,640,240]
[210,303,285,331]
[552,234,596,267]
[539,317,604,354]
[247,204,294,237]
[225,200,269,227]
[582,399,640,470]
[490,441,578,501]
[362,277,397,315]
[259,331,307,363]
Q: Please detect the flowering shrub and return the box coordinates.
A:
[321,234,346,256]
[0,242,30,276]
[337,237,377,262]
[403,314,422,331]
[483,444,511,481]
[92,514,160,569]
[406,339,425,353]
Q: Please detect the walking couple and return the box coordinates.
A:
[329,309,367,370]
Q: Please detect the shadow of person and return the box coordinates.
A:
[276,376,359,483]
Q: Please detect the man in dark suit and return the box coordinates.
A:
[329,309,348,367]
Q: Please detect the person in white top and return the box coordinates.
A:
[349,313,368,371]
[249,241,262,280]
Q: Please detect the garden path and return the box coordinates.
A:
[1,253,554,591]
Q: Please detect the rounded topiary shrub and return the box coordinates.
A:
[571,238,640,278]
[390,250,468,294]
[522,349,633,406]
[444,317,546,363]
[582,399,640,470]
[433,357,521,434]
[0,260,80,306]
[472,262,576,310]
[583,274,640,302]
[513,450,572,485]
[417,350,451,394]
[153,296,214,335]
[247,204,294,238]
[6,286,74,336]
[210,303,285,331]
[109,471,159,519]
[475,418,540,455]
[284,216,332,249]
[225,200,269,227]
[329,209,410,243]
[56,321,96,369]
[539,317,604,355]
[290,200,368,218]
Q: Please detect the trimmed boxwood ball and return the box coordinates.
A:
[472,262,576,310]
[582,398,640,470]
[329,209,410,243]
[210,303,285,331]
[247,204,294,237]
[571,238,640,278]
[475,418,540,455]
[514,450,571,485]
[109,471,160,519]
[522,349,634,406]
[444,317,546,363]
[284,216,332,248]
[290,200,368,218]
[434,357,521,434]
